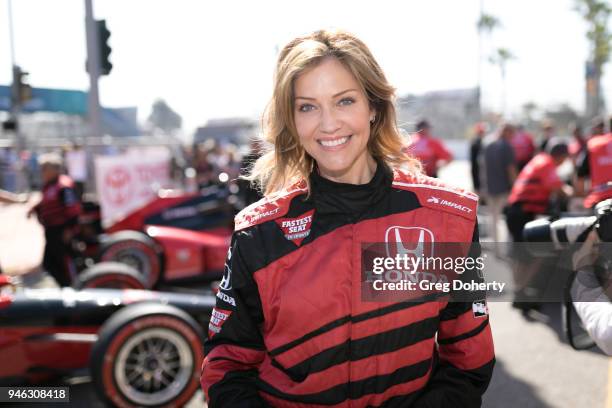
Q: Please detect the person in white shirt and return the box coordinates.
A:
[571,229,612,355]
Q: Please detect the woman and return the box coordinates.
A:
[202,29,494,407]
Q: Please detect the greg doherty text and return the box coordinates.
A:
[371,279,506,294]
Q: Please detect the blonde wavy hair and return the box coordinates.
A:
[248,29,421,195]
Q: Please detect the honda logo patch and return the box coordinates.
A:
[384,226,435,259]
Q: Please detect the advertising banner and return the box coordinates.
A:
[94,147,170,226]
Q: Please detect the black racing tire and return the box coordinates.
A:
[90,303,205,408]
[75,262,147,290]
[99,231,162,289]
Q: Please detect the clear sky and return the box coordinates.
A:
[0,0,608,135]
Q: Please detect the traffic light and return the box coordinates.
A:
[11,65,32,106]
[97,19,112,75]
[2,119,17,131]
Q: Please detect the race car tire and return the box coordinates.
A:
[99,231,162,289]
[75,262,147,290]
[90,303,204,408]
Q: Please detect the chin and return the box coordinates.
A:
[316,160,355,178]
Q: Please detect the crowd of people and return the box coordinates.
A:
[466,117,612,332]
[470,117,611,216]
[395,113,611,356]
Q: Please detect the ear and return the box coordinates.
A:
[369,108,376,123]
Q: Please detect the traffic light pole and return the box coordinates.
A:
[6,0,27,172]
[84,0,102,195]
[85,0,102,140]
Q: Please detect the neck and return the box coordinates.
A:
[319,155,378,185]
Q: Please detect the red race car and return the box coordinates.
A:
[75,185,236,289]
[0,275,215,407]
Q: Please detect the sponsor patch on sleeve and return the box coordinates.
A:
[472,300,489,318]
[208,308,233,338]
[276,209,315,246]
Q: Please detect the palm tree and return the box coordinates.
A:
[476,5,502,118]
[477,13,501,34]
[573,0,611,117]
[488,48,515,117]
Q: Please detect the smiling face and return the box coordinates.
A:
[293,57,376,184]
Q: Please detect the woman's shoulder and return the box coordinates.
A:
[234,180,308,231]
[391,168,479,220]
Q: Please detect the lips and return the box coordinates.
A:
[318,135,351,147]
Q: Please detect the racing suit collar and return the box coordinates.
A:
[309,160,392,218]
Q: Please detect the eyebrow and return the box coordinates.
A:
[295,89,358,100]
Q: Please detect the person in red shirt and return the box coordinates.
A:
[575,131,612,209]
[507,144,570,216]
[405,119,453,177]
[510,125,535,170]
[505,142,571,310]
[27,153,82,287]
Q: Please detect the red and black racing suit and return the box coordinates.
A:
[202,163,495,407]
[34,175,82,287]
[577,133,612,209]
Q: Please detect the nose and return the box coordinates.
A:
[319,106,341,134]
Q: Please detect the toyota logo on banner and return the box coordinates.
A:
[384,226,435,260]
[103,166,132,206]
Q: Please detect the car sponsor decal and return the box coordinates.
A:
[276,210,315,246]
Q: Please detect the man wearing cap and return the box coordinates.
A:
[575,119,612,209]
[405,119,453,178]
[27,153,82,287]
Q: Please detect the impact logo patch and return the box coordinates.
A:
[472,300,489,318]
[208,308,232,338]
[276,210,315,246]
[427,196,472,213]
